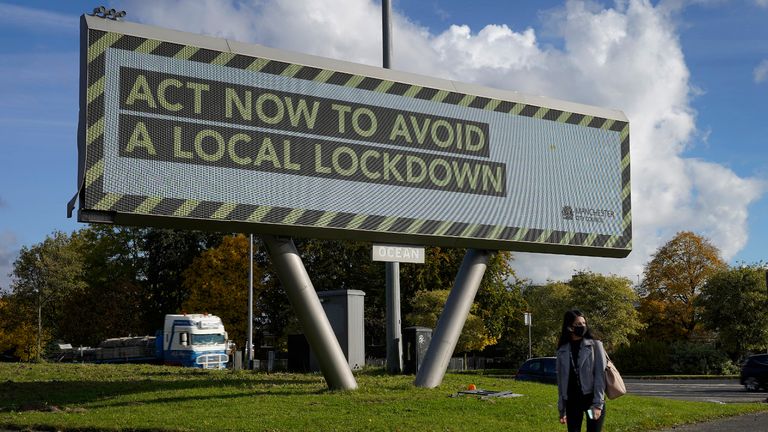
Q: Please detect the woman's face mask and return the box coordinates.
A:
[571,325,586,337]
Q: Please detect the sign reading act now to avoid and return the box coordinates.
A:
[119,68,503,197]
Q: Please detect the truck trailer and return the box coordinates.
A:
[58,314,230,369]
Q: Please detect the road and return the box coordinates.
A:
[624,379,768,431]
[625,378,768,403]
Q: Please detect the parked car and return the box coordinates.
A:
[515,357,556,384]
[740,353,768,391]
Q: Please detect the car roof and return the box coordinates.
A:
[523,357,556,362]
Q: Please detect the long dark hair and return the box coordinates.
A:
[557,309,596,348]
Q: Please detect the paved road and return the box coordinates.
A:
[625,378,768,403]
[653,411,768,432]
[624,379,768,431]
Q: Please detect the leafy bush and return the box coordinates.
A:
[613,340,739,375]
[612,340,671,374]
[669,341,733,375]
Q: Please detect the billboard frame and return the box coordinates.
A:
[75,15,631,258]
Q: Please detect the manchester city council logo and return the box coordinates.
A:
[562,206,574,220]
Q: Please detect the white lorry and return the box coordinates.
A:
[158,314,230,368]
[65,314,230,369]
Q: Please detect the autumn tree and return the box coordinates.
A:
[639,232,726,340]
[402,250,527,358]
[696,265,768,360]
[0,295,45,361]
[142,228,224,330]
[8,231,86,359]
[406,289,495,354]
[182,235,265,348]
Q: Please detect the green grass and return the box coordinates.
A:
[0,363,765,431]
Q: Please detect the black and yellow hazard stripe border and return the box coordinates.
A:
[79,26,631,256]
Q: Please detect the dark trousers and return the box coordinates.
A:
[565,393,605,432]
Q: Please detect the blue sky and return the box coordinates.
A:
[0,0,766,288]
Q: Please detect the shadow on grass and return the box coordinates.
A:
[0,374,328,412]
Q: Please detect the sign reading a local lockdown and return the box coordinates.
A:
[77,15,631,257]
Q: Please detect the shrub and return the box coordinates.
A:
[612,340,670,374]
[669,341,733,375]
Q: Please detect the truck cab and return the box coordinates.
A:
[160,314,229,369]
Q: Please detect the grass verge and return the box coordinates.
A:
[0,363,765,431]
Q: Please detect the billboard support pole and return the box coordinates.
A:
[385,262,403,373]
[247,234,254,369]
[262,235,357,391]
[381,0,403,375]
[414,249,491,388]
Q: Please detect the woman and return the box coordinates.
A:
[556,309,607,432]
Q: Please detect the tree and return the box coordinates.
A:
[0,295,39,361]
[473,251,529,361]
[9,231,86,359]
[639,231,726,340]
[523,282,573,356]
[0,295,43,361]
[568,271,643,350]
[143,228,224,330]
[182,235,265,348]
[523,272,643,356]
[697,265,768,360]
[405,289,495,354]
[65,226,148,345]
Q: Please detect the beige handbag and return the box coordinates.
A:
[605,355,626,399]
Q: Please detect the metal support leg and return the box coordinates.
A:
[414,249,491,388]
[386,262,403,374]
[262,235,357,391]
[247,234,254,369]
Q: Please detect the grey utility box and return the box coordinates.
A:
[403,326,432,374]
[309,289,366,371]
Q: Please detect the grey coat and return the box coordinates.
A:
[556,338,607,417]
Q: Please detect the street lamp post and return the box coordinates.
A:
[524,312,532,359]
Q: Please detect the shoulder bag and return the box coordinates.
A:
[604,354,626,399]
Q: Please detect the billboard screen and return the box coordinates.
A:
[76,15,631,257]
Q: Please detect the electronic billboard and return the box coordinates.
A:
[74,15,631,257]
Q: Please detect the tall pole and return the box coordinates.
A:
[382,0,402,375]
[247,234,254,369]
[37,292,42,362]
[382,0,392,69]
[528,315,533,358]
[386,262,402,373]
[415,250,491,388]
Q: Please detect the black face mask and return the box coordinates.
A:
[572,325,586,337]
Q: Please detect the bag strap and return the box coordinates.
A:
[569,348,582,389]
[592,342,611,370]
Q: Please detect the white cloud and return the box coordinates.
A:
[754,59,768,83]
[127,0,764,283]
[756,0,768,8]
[0,3,78,31]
